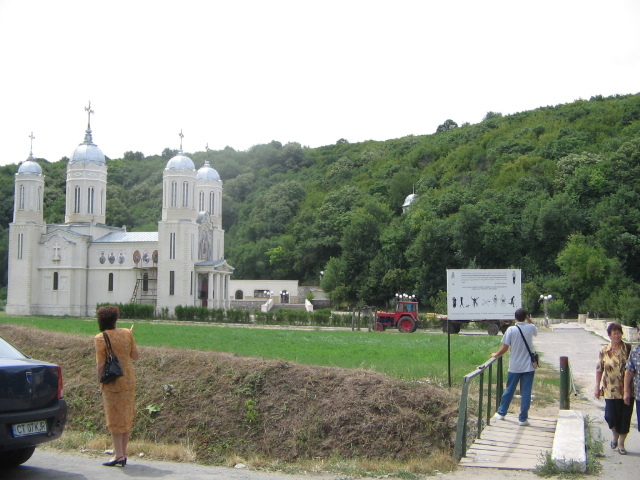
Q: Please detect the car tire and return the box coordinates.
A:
[0,446,36,467]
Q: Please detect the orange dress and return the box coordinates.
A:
[94,328,138,434]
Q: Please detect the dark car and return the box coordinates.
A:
[0,335,67,467]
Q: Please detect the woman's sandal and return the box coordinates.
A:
[610,441,618,449]
[618,447,627,455]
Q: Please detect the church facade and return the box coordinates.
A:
[6,119,233,317]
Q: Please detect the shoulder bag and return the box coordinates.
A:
[100,331,124,384]
[515,324,539,369]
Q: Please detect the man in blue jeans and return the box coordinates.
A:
[491,308,538,426]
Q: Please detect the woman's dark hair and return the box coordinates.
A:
[97,306,120,331]
[607,322,623,336]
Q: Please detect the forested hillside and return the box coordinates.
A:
[2,93,640,323]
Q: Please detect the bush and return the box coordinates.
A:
[96,302,154,319]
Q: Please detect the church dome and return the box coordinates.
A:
[197,160,220,181]
[69,128,106,166]
[17,156,42,175]
[165,151,195,171]
[402,193,418,208]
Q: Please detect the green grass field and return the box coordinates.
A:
[0,315,502,384]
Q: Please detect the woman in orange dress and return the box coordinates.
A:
[94,306,139,467]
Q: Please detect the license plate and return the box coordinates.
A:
[12,420,48,437]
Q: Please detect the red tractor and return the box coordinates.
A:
[375,301,419,333]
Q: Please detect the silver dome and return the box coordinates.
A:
[197,160,221,181]
[402,193,418,207]
[17,157,43,175]
[69,128,106,166]
[165,151,196,171]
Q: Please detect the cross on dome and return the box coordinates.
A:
[178,129,184,151]
[85,101,94,129]
[29,131,35,157]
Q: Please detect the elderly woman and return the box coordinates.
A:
[595,322,632,455]
[94,306,139,467]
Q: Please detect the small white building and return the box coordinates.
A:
[6,114,233,317]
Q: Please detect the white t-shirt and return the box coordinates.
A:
[502,322,538,373]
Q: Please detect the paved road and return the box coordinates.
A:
[4,323,639,479]
[3,449,342,480]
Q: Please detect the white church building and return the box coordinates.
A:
[6,113,234,317]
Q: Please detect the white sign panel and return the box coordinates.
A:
[446,269,521,321]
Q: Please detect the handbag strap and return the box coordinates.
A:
[515,324,534,356]
[103,332,115,357]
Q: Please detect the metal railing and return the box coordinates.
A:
[453,356,504,460]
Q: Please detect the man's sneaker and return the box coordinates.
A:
[518,420,530,426]
[493,413,505,420]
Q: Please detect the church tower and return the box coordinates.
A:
[6,133,47,315]
[196,145,224,259]
[65,102,107,224]
[157,131,199,313]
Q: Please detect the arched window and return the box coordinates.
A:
[53,272,59,291]
[87,187,94,214]
[18,185,25,210]
[108,273,114,292]
[74,186,81,213]
[199,191,205,211]
[37,186,42,211]
[209,191,215,215]
[170,181,177,207]
[235,290,244,300]
[182,182,189,207]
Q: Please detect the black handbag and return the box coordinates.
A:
[100,332,124,384]
[516,324,539,369]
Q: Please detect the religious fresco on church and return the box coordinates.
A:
[99,251,106,264]
[198,225,213,261]
[108,251,116,264]
[118,251,125,264]
[142,250,151,264]
[133,250,141,264]
[152,250,158,263]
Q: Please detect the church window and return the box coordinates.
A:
[169,271,175,295]
[17,233,23,259]
[199,191,205,211]
[53,272,59,291]
[169,232,176,259]
[37,186,42,211]
[74,186,81,213]
[170,182,177,207]
[182,182,189,207]
[235,290,244,300]
[88,187,94,214]
[18,185,25,210]
[108,273,114,292]
[143,272,149,292]
[209,191,215,215]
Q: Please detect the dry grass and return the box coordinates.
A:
[2,324,460,475]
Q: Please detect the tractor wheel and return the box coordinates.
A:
[499,324,510,334]
[487,323,500,336]
[375,322,386,331]
[397,316,417,333]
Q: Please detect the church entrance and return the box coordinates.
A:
[199,274,208,307]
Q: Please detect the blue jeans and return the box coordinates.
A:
[497,371,535,422]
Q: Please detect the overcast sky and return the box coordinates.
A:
[1,0,639,167]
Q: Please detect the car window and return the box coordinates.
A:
[0,337,28,359]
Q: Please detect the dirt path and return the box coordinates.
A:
[443,322,640,479]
